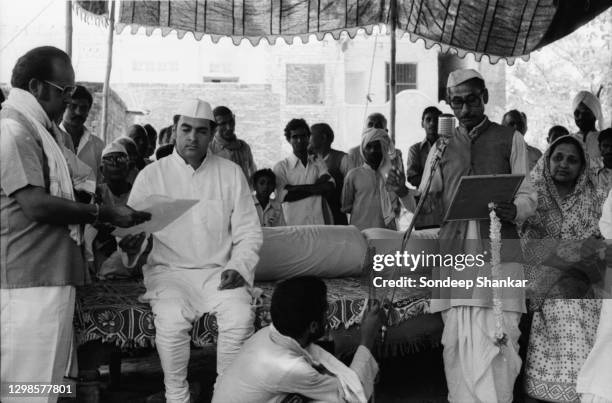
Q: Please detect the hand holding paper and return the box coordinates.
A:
[103,205,152,228]
[112,195,199,237]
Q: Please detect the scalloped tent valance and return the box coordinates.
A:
[75,0,611,64]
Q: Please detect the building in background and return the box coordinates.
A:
[0,0,505,169]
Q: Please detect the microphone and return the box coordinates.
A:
[432,114,455,161]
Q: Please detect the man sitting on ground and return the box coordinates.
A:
[213,276,384,403]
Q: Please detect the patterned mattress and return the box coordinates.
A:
[75,277,431,349]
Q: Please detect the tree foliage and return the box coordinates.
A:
[506,9,611,149]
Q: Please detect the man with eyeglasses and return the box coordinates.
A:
[419,69,536,403]
[0,46,150,403]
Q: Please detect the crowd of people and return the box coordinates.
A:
[1,45,611,403]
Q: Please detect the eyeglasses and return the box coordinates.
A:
[102,155,128,165]
[449,91,484,109]
[44,80,77,97]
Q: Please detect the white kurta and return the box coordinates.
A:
[273,153,333,226]
[213,326,379,403]
[576,189,612,403]
[128,150,262,403]
[128,149,262,285]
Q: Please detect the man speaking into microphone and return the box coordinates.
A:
[417,69,536,403]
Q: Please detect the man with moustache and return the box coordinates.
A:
[308,123,348,225]
[0,46,149,403]
[59,85,105,183]
[420,69,536,403]
[572,90,605,162]
[273,119,334,226]
[210,105,257,183]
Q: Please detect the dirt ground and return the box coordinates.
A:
[72,345,449,403]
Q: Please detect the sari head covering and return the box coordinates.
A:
[521,135,607,308]
[572,91,605,131]
[360,128,397,227]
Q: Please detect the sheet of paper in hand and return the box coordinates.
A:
[443,174,525,221]
[113,195,199,237]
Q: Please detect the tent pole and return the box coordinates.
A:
[65,0,72,58]
[101,0,116,143]
[389,0,397,144]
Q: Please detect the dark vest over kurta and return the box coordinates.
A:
[438,119,524,263]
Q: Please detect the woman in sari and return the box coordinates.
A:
[520,135,607,403]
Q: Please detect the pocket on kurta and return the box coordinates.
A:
[199,199,231,236]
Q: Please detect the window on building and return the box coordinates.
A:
[286,64,325,105]
[385,63,417,101]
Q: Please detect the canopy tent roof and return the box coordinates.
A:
[76,0,610,64]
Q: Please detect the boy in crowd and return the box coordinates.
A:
[252,168,286,227]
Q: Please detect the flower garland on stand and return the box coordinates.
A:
[489,203,508,348]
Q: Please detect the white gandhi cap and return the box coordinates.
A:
[175,98,214,121]
[447,68,484,88]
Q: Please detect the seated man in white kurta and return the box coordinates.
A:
[121,99,262,403]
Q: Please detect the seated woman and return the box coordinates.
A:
[520,135,608,402]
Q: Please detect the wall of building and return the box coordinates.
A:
[79,82,132,143]
[113,83,281,169]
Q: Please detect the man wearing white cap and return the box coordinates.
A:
[420,69,536,402]
[121,98,263,402]
[572,90,605,162]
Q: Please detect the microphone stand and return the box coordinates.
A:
[380,135,451,343]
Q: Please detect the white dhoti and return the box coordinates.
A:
[441,306,522,403]
[1,286,75,403]
[141,266,255,403]
[576,299,612,403]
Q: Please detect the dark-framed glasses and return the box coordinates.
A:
[449,92,483,109]
[44,80,77,97]
[102,154,128,165]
